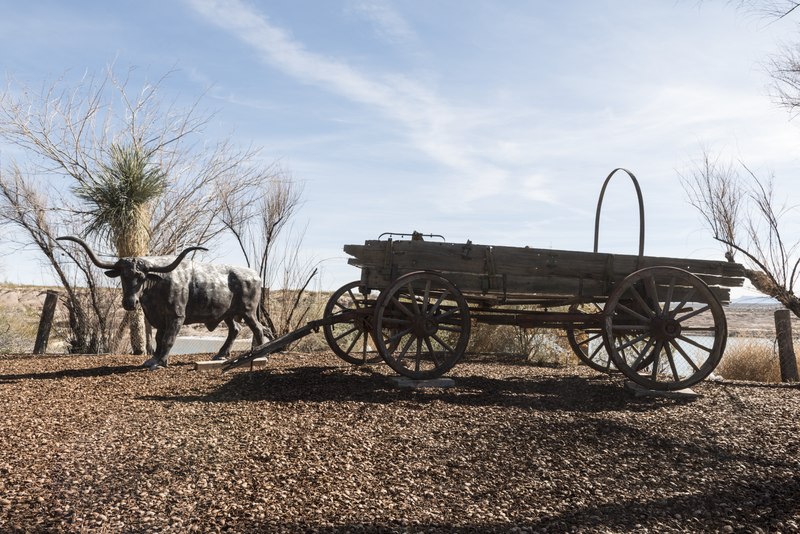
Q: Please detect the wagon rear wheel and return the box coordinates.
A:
[566,302,617,373]
[374,271,471,380]
[603,266,727,391]
[323,281,381,365]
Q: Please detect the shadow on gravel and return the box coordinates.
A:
[180,462,795,534]
[522,472,799,533]
[0,364,144,382]
[186,474,799,533]
[139,365,681,413]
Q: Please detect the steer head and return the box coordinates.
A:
[57,236,208,311]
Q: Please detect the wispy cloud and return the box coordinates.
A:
[183,0,540,204]
[345,0,418,46]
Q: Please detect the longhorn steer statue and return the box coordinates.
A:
[57,236,266,370]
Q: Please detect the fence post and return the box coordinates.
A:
[774,309,799,382]
[33,290,59,355]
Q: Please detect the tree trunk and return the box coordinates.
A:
[117,206,151,355]
[128,308,147,355]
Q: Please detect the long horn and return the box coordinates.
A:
[56,236,117,269]
[148,246,208,273]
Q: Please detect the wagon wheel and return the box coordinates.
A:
[374,271,471,380]
[603,266,727,391]
[323,281,381,365]
[565,302,617,373]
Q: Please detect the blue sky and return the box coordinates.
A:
[2,0,800,292]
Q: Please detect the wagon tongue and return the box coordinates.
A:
[222,315,347,371]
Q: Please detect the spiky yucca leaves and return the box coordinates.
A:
[74,144,166,256]
[74,144,167,354]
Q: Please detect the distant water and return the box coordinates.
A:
[170,336,252,355]
[730,296,781,306]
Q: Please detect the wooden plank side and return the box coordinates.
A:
[345,240,744,307]
[352,241,612,281]
[392,240,746,278]
[345,240,745,287]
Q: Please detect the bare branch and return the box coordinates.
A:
[682,148,800,316]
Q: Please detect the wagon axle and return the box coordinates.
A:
[650,316,682,341]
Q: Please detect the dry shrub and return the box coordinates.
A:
[717,337,782,382]
[468,322,573,366]
[266,288,328,352]
[0,307,38,353]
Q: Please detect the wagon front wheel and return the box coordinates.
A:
[323,281,381,365]
[603,266,727,391]
[374,272,471,380]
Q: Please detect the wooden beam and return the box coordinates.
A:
[195,358,268,372]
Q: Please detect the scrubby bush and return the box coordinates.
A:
[716,338,783,382]
[467,321,574,366]
[0,307,38,354]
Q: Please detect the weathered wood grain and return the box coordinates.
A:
[345,239,743,304]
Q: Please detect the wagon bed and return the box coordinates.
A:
[345,239,744,306]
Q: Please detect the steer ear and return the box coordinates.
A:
[105,269,121,278]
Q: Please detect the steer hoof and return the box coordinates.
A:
[142,357,167,370]
[142,357,159,369]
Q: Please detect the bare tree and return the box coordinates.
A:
[731,0,800,18]
[680,2,800,316]
[727,2,800,111]
[218,171,317,336]
[0,164,123,352]
[682,151,800,316]
[0,67,281,353]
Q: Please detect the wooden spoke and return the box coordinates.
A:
[431,333,456,355]
[616,302,650,323]
[669,340,701,373]
[645,275,662,315]
[664,343,680,382]
[629,285,657,319]
[390,297,416,318]
[428,291,451,317]
[425,337,441,367]
[421,280,432,316]
[397,335,416,362]
[566,302,616,373]
[334,326,360,343]
[668,289,696,320]
[675,334,713,353]
[628,337,656,371]
[664,276,676,315]
[344,332,362,356]
[614,332,650,351]
[387,326,415,344]
[676,304,712,323]
[649,341,663,381]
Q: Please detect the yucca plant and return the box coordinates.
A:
[74,143,167,354]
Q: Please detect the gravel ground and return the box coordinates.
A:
[1,351,799,533]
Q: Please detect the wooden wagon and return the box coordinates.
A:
[227,169,746,391]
